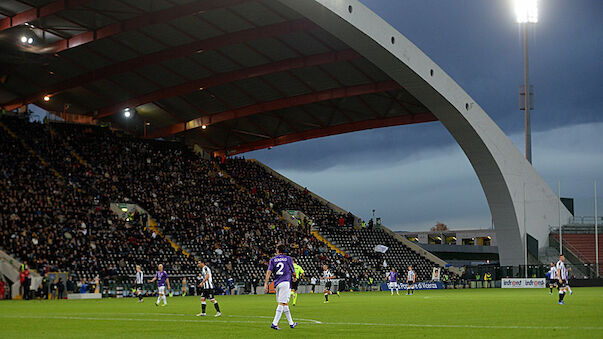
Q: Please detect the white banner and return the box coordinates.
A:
[501,278,546,288]
[374,245,388,253]
[431,267,441,281]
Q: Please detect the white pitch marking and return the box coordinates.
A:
[1,315,600,331]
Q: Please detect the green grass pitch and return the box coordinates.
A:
[1,288,602,338]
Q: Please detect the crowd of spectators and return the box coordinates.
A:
[1,115,446,293]
[0,116,194,284]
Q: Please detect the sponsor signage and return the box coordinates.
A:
[380,281,443,291]
[501,278,546,288]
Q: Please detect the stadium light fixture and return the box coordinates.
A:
[43,95,50,102]
[124,108,131,118]
[201,124,207,129]
[20,36,28,43]
[27,37,33,44]
[514,0,538,23]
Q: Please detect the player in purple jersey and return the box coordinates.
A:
[388,268,400,295]
[148,264,170,306]
[264,245,297,330]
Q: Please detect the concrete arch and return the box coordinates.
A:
[276,0,571,265]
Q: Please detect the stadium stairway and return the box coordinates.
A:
[108,202,196,261]
[0,120,62,178]
[236,159,460,279]
[48,124,90,167]
[550,233,602,276]
[0,250,43,299]
[311,230,348,256]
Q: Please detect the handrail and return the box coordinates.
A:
[550,235,591,264]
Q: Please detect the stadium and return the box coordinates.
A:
[0,0,601,338]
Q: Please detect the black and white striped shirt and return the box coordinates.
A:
[548,267,557,280]
[407,270,416,282]
[556,260,567,280]
[136,271,144,284]
[323,269,333,280]
[201,266,214,289]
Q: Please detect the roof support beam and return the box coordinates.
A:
[45,0,250,53]
[95,49,361,119]
[149,80,401,138]
[215,112,438,156]
[1,19,317,109]
[0,0,92,31]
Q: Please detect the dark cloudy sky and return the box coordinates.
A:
[244,0,603,231]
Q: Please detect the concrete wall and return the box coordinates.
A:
[276,0,572,265]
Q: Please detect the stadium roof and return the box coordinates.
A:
[0,0,437,155]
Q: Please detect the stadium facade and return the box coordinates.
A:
[0,0,571,265]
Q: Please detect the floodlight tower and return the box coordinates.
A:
[514,0,538,164]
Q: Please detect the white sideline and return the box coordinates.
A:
[0,314,601,331]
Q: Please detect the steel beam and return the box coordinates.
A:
[95,49,361,119]
[148,80,400,138]
[45,0,250,53]
[0,0,92,31]
[215,112,437,156]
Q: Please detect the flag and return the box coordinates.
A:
[374,245,388,253]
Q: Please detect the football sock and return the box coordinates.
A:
[213,302,220,312]
[324,293,328,301]
[272,305,283,325]
[202,301,207,313]
[156,296,161,304]
[559,291,565,302]
[162,295,167,305]
[567,286,573,293]
[283,306,294,325]
[293,292,298,305]
[138,293,143,301]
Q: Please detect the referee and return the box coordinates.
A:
[135,265,144,302]
[291,261,304,306]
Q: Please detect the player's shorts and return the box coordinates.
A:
[200,288,215,299]
[388,282,398,289]
[548,279,557,287]
[158,286,166,294]
[136,283,143,291]
[324,281,332,291]
[558,280,567,288]
[291,280,299,290]
[407,281,414,287]
[275,282,291,304]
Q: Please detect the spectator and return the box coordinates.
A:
[57,278,65,299]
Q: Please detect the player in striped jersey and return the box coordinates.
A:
[134,265,144,302]
[556,255,569,305]
[322,264,340,303]
[547,262,557,295]
[406,266,416,295]
[196,260,221,317]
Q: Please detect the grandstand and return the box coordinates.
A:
[0,115,451,294]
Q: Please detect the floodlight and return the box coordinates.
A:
[20,36,27,43]
[27,37,33,44]
[514,0,538,23]
[124,110,131,118]
[201,125,207,129]
[43,95,50,102]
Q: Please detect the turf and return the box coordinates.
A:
[1,288,601,338]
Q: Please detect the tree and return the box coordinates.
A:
[430,222,448,232]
